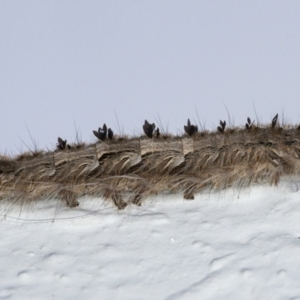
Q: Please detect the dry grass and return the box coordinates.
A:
[1,116,300,209]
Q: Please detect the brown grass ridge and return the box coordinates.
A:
[1,115,300,210]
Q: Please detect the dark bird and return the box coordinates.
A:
[184,119,198,136]
[57,137,70,150]
[217,120,226,133]
[93,124,107,141]
[108,128,114,139]
[271,114,278,129]
[143,120,156,138]
[245,117,253,130]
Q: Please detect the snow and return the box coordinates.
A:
[1,178,300,300]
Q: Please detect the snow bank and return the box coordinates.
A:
[1,178,300,299]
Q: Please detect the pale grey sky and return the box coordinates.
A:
[1,1,300,153]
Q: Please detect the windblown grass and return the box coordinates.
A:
[1,114,300,209]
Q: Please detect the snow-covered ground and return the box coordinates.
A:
[1,178,300,300]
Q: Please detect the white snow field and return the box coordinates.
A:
[1,178,300,300]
